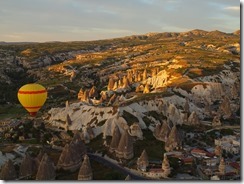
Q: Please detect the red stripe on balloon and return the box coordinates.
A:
[18,90,47,94]
[24,106,42,109]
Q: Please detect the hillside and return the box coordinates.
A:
[0,29,240,180]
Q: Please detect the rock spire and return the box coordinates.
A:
[78,155,93,180]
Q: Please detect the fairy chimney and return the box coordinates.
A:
[70,70,77,82]
[212,116,221,127]
[78,89,89,102]
[143,84,150,93]
[153,123,161,138]
[89,86,98,99]
[134,72,138,82]
[109,126,121,152]
[137,149,149,171]
[127,71,133,83]
[116,129,134,159]
[135,85,141,93]
[137,73,142,82]
[113,81,118,90]
[218,157,226,176]
[108,94,117,106]
[19,154,37,178]
[187,111,200,125]
[184,99,190,114]
[151,68,157,77]
[165,125,182,152]
[65,114,72,131]
[36,153,56,180]
[142,69,147,81]
[57,143,83,171]
[0,160,17,180]
[158,120,171,142]
[118,79,123,88]
[71,132,87,155]
[107,78,115,91]
[219,96,232,119]
[123,76,130,89]
[231,84,238,99]
[77,88,84,100]
[78,155,93,180]
[215,145,222,157]
[35,150,45,168]
[125,175,131,180]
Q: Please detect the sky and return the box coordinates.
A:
[0,0,240,42]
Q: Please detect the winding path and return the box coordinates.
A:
[87,153,148,180]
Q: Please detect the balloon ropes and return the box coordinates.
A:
[17,83,47,117]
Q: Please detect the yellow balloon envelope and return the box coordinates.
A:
[17,83,47,117]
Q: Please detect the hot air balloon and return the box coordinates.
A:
[17,83,47,117]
